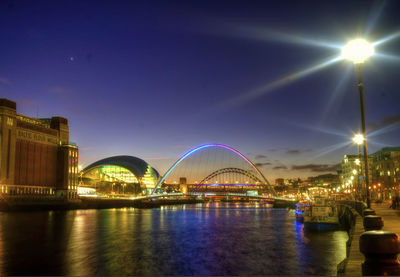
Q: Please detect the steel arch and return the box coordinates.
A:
[199,167,265,185]
[151,144,275,195]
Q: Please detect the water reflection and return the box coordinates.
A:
[0,203,347,275]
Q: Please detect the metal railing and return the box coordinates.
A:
[336,200,367,216]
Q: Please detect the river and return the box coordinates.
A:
[0,202,347,275]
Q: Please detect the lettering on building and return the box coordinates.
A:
[17,130,57,145]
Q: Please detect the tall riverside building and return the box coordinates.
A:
[370,147,400,199]
[0,99,78,199]
[340,147,400,200]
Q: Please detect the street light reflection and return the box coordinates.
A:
[373,31,400,46]
[224,24,342,49]
[222,55,342,109]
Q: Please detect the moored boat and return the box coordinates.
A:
[304,197,339,231]
[295,201,310,223]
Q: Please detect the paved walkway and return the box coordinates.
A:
[372,202,400,234]
[343,209,364,276]
[343,202,400,276]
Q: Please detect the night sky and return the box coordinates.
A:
[1,0,400,181]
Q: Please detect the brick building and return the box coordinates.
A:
[0,98,78,199]
[370,147,400,199]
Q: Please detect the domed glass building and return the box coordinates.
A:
[80,155,160,195]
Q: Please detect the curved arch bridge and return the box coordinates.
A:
[151,144,276,197]
[186,167,275,196]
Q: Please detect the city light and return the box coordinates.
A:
[344,39,374,208]
[352,134,365,145]
[341,39,375,64]
[2,1,400,276]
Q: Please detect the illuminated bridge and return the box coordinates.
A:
[151,144,276,199]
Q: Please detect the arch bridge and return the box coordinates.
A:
[151,144,276,197]
[200,167,265,185]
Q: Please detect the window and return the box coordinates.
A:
[7,117,13,126]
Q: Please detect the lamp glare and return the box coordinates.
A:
[352,134,364,145]
[341,39,374,64]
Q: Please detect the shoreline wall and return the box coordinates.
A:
[0,197,205,211]
[336,202,365,276]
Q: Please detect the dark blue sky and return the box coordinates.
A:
[1,0,400,180]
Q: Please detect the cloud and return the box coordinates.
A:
[255,154,268,160]
[273,165,288,170]
[286,148,312,155]
[268,148,312,154]
[369,115,400,130]
[368,122,379,130]
[66,106,84,115]
[0,77,10,85]
[80,147,95,151]
[380,115,400,126]
[18,98,38,106]
[145,157,172,161]
[291,163,341,172]
[255,162,272,167]
[48,86,72,95]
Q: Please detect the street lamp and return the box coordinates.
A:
[352,134,364,145]
[342,39,375,208]
[352,133,364,201]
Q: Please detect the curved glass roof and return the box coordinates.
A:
[83,155,159,179]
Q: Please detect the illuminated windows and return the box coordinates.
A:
[80,156,159,195]
[141,165,158,188]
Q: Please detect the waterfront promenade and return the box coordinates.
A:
[373,202,400,234]
[343,201,400,276]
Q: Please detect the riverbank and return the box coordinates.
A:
[337,203,364,276]
[0,203,346,275]
[0,197,205,211]
[0,196,298,211]
[334,201,400,276]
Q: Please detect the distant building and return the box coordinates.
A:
[179,177,188,194]
[307,174,340,187]
[340,147,400,200]
[370,147,400,199]
[80,155,160,195]
[0,98,78,199]
[340,154,372,198]
[275,178,285,186]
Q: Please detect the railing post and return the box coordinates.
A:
[360,231,400,276]
[363,215,383,231]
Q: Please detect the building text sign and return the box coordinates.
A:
[17,129,58,145]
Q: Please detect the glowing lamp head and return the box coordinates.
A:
[341,39,374,64]
[352,134,365,145]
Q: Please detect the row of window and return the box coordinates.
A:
[1,186,54,195]
[68,149,79,187]
[376,169,400,177]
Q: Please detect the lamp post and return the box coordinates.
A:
[342,39,374,208]
[353,134,364,201]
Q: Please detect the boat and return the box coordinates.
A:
[295,201,310,223]
[303,196,339,231]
